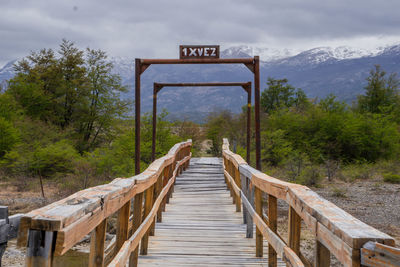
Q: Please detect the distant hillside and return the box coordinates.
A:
[1,44,400,121]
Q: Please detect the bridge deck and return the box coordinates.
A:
[138,157,285,266]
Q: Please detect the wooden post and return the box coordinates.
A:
[255,186,263,257]
[129,192,143,267]
[26,230,55,267]
[152,173,162,232]
[229,162,235,203]
[116,201,131,253]
[135,58,141,175]
[162,165,170,212]
[254,56,261,171]
[151,85,157,162]
[140,185,154,255]
[246,85,251,165]
[89,218,107,267]
[234,167,241,212]
[288,207,301,255]
[268,195,278,267]
[315,240,330,267]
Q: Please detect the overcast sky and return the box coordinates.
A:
[1,0,400,66]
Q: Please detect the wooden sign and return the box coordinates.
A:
[180,45,220,59]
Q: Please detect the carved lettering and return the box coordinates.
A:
[180,45,220,59]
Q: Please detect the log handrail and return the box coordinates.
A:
[108,154,191,266]
[17,139,192,266]
[222,138,396,267]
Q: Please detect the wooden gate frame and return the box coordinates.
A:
[151,82,252,164]
[135,57,261,174]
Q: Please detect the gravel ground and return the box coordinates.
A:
[312,180,400,244]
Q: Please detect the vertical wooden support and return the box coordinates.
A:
[160,166,169,218]
[166,164,173,204]
[26,230,55,267]
[234,167,241,212]
[246,85,251,165]
[268,195,277,267]
[134,58,141,175]
[152,173,162,232]
[288,207,301,255]
[116,201,131,253]
[240,174,247,225]
[89,219,107,267]
[254,56,261,171]
[128,192,143,267]
[140,185,154,255]
[151,85,157,162]
[223,158,228,186]
[229,162,235,202]
[247,183,254,238]
[315,240,330,267]
[255,186,263,257]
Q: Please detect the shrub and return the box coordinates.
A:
[0,117,19,157]
[30,140,80,177]
[383,173,400,184]
[297,165,322,186]
[331,187,347,198]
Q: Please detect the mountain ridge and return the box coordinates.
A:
[1,44,400,121]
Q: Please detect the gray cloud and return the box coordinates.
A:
[1,0,400,65]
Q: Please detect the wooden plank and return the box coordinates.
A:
[140,184,154,255]
[129,192,143,267]
[234,166,241,212]
[26,230,55,267]
[268,195,278,267]
[315,240,330,267]
[288,207,301,255]
[361,241,400,267]
[223,139,396,267]
[18,140,191,236]
[88,218,107,267]
[137,157,285,267]
[116,201,131,253]
[254,187,263,257]
[110,156,190,266]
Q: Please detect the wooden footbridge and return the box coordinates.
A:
[14,139,400,266]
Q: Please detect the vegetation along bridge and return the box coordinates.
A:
[12,45,400,266]
[13,139,399,266]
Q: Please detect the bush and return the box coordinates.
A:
[331,187,347,198]
[30,140,80,177]
[383,173,400,184]
[297,165,322,186]
[0,117,19,157]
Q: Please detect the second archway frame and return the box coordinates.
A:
[152,82,252,164]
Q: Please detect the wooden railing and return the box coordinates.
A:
[222,138,398,267]
[17,139,192,267]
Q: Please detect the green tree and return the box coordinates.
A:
[261,78,308,113]
[76,48,129,152]
[357,65,400,114]
[8,40,128,153]
[0,118,19,157]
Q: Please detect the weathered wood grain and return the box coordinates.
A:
[17,140,192,258]
[222,138,396,267]
[137,158,285,267]
[109,155,190,266]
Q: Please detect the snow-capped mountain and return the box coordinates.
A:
[221,45,296,61]
[0,60,16,90]
[1,44,400,121]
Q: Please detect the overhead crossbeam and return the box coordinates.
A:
[135,56,261,174]
[151,82,252,163]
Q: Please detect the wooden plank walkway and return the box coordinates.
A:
[138,157,285,266]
